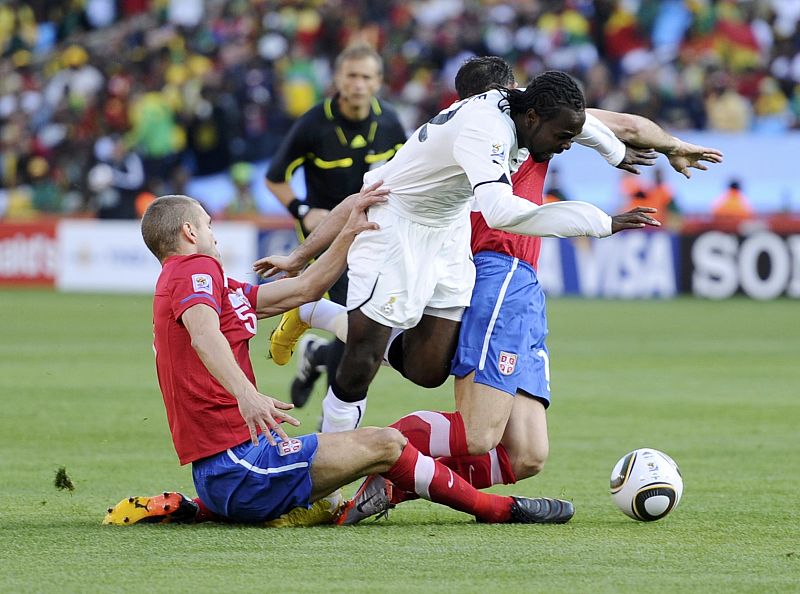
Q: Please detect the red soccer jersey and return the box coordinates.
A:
[153,254,260,465]
[470,159,550,268]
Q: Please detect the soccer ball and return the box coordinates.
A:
[610,448,683,521]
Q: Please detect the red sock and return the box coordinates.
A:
[437,444,517,489]
[192,497,225,523]
[390,411,469,458]
[382,442,512,523]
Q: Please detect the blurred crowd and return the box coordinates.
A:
[1,0,799,218]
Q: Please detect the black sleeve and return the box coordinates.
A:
[384,108,408,145]
[266,112,314,183]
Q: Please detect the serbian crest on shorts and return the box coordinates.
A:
[498,351,517,375]
[277,438,303,456]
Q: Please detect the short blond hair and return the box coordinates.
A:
[141,195,202,261]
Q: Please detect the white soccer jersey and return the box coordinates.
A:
[364,90,613,238]
[363,90,519,227]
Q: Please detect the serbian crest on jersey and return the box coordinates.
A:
[192,273,213,295]
[277,438,303,456]
[498,351,518,375]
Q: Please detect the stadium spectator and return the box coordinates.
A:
[705,75,753,132]
[543,167,570,203]
[622,168,680,228]
[0,0,797,220]
[712,179,754,220]
[224,161,258,216]
[92,134,145,219]
[28,156,61,213]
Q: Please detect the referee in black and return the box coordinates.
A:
[266,43,407,407]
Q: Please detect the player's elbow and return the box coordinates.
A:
[592,110,640,144]
[296,276,327,304]
[481,210,512,231]
[613,118,640,144]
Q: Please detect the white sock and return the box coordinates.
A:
[299,300,346,335]
[330,312,348,343]
[321,387,367,433]
[382,328,404,367]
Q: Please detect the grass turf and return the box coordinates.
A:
[0,290,798,593]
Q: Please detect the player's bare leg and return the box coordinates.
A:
[309,427,405,500]
[334,309,392,394]
[392,314,461,388]
[453,372,515,455]
[499,394,549,480]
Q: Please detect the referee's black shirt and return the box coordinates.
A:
[266,94,407,211]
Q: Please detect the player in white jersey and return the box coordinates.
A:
[312,71,659,434]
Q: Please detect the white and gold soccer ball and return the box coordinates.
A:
[610,448,683,521]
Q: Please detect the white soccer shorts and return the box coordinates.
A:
[346,204,475,329]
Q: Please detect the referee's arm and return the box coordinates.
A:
[266,115,311,212]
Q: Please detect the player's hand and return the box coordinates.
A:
[611,206,661,233]
[253,253,304,279]
[302,208,331,232]
[237,389,300,446]
[616,146,658,175]
[342,181,390,236]
[666,140,724,179]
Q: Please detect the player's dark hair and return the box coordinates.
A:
[455,56,516,99]
[141,194,202,262]
[335,43,383,75]
[499,70,585,120]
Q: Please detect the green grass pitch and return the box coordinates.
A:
[1,290,798,593]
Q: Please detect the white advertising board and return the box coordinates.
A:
[56,220,258,293]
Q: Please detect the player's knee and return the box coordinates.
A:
[336,347,383,393]
[364,427,405,470]
[402,365,449,389]
[512,448,549,480]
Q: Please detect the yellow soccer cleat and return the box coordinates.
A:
[103,492,199,525]
[268,307,310,366]
[265,490,343,528]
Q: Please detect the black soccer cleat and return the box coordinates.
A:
[290,334,326,408]
[507,496,575,524]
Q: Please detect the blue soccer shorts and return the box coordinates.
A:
[451,252,551,407]
[192,432,319,523]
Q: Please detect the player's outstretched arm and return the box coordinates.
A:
[254,182,388,317]
[587,109,723,178]
[474,183,660,238]
[181,304,300,445]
